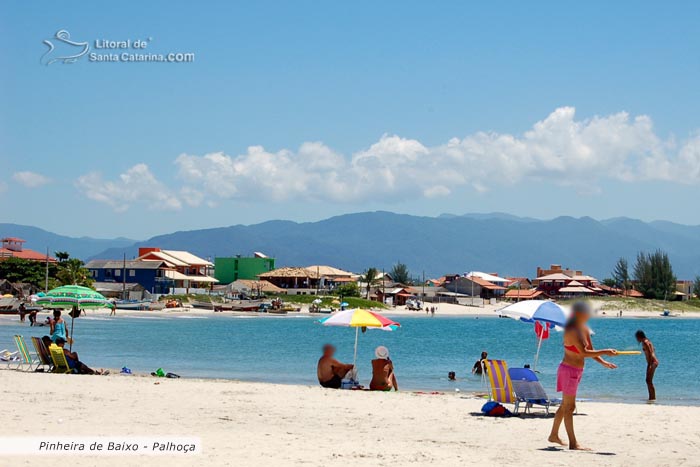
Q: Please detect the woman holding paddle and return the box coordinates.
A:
[548,301,618,450]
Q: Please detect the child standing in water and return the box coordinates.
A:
[548,301,618,450]
[636,330,658,401]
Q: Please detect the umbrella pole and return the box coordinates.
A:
[353,326,359,369]
[533,331,544,372]
[69,307,76,352]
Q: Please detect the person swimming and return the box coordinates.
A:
[548,301,618,450]
[370,346,398,391]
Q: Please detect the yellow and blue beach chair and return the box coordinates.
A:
[48,344,74,374]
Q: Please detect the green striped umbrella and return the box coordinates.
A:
[36,285,114,350]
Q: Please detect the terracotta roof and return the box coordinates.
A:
[466,275,507,290]
[0,248,56,262]
[232,279,283,293]
[258,267,320,279]
[305,265,355,277]
[558,286,595,294]
[504,289,544,299]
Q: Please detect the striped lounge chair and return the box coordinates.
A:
[484,359,516,406]
[508,367,556,414]
[13,335,40,371]
[31,337,54,372]
[48,344,74,374]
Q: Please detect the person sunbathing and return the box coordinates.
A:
[55,338,106,375]
[370,346,398,391]
[317,344,354,389]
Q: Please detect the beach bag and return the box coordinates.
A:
[481,401,512,417]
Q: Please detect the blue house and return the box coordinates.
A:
[85,259,174,294]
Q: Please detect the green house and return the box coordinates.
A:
[214,254,276,284]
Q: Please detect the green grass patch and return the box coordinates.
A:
[269,294,386,309]
[558,297,700,312]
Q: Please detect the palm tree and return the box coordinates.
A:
[361,267,379,299]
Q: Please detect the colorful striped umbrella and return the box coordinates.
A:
[36,285,114,351]
[36,285,114,309]
[320,308,400,371]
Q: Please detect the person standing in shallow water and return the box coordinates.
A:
[548,301,618,451]
[636,330,658,401]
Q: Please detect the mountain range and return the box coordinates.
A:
[5,212,699,279]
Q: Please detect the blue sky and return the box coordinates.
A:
[1,1,699,239]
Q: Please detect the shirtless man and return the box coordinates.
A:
[636,330,659,401]
[317,344,354,389]
[370,346,398,391]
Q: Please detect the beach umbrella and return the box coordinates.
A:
[36,285,114,350]
[498,300,569,370]
[320,308,400,369]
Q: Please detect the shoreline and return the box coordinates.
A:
[2,299,698,324]
[1,371,698,466]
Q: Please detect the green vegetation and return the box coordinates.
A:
[633,250,677,299]
[611,257,631,293]
[269,294,386,309]
[390,262,411,285]
[0,253,93,289]
[359,267,379,299]
[335,282,360,297]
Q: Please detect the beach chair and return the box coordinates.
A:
[31,337,54,372]
[0,349,19,362]
[48,344,74,374]
[13,335,39,371]
[508,367,557,414]
[484,359,516,405]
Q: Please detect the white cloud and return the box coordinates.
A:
[78,107,700,210]
[75,164,181,212]
[13,171,51,188]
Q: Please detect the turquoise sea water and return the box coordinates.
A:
[1,314,697,405]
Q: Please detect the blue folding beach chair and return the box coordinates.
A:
[508,367,558,414]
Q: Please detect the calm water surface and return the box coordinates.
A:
[1,314,697,405]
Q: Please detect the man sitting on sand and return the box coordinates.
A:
[317,344,354,389]
[55,338,105,375]
[370,346,398,391]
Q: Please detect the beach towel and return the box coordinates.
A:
[481,401,513,417]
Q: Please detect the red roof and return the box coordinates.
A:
[467,276,506,290]
[505,289,544,299]
[0,248,56,262]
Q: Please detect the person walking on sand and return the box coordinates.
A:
[636,330,658,401]
[548,301,618,450]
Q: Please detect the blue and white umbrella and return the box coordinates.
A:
[498,300,570,370]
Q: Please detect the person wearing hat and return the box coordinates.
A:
[54,338,104,375]
[370,346,398,391]
[548,301,618,450]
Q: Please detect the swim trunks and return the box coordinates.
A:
[319,374,342,389]
[556,362,583,396]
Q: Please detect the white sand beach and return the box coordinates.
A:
[1,370,698,466]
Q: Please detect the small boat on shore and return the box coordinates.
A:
[116,300,152,311]
[191,300,216,310]
[231,301,263,311]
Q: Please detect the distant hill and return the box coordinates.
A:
[0,224,136,260]
[87,212,700,279]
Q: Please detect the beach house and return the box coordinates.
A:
[0,237,55,262]
[257,267,321,294]
[214,252,276,284]
[136,247,218,293]
[532,264,601,297]
[85,259,174,295]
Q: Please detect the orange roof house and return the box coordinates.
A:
[0,238,56,262]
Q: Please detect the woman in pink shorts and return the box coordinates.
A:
[548,301,618,450]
